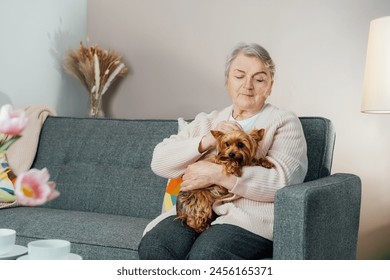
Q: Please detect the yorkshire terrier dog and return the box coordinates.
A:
[176,128,274,233]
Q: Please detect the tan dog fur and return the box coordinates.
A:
[176,129,274,233]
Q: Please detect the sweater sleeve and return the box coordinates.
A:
[151,111,218,179]
[230,111,308,202]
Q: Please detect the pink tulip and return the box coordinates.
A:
[14,168,60,206]
[0,104,28,136]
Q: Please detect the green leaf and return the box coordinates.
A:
[0,136,21,153]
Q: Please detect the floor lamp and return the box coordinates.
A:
[361,15,390,260]
[361,16,390,113]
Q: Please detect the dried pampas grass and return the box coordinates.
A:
[63,42,128,117]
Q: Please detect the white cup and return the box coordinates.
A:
[28,239,71,260]
[0,229,16,255]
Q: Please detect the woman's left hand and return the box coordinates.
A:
[180,161,223,191]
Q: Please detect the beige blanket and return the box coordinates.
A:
[6,104,57,175]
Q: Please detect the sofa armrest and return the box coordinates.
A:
[273,173,361,260]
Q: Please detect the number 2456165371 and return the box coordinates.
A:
[209,266,273,276]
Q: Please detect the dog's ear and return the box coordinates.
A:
[249,129,265,142]
[210,130,225,140]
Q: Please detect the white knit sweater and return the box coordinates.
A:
[145,103,308,241]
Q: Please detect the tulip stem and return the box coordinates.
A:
[0,135,21,153]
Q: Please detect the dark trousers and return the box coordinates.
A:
[138,216,273,260]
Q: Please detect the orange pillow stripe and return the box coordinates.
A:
[162,177,182,213]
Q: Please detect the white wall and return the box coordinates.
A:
[0,0,87,116]
[87,0,390,259]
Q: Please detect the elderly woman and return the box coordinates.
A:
[138,43,308,260]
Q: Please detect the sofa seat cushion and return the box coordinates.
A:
[0,207,151,259]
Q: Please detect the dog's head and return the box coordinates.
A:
[211,128,265,166]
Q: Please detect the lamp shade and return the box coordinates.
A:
[361,16,390,113]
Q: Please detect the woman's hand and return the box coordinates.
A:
[185,121,242,192]
[198,121,243,153]
[180,160,237,192]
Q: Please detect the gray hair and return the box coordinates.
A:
[225,43,275,83]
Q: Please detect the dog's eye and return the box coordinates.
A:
[237,142,244,148]
[225,142,230,147]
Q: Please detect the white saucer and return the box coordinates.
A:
[17,253,82,260]
[0,245,28,260]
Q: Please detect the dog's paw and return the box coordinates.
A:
[258,158,274,169]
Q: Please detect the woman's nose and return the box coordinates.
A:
[244,77,254,89]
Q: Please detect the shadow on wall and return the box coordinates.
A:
[0,92,13,106]
[48,17,88,117]
[358,223,390,259]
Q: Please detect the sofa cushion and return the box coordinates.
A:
[0,206,151,259]
[31,117,178,219]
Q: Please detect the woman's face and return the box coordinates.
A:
[226,53,274,115]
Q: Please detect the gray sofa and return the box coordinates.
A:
[0,116,361,260]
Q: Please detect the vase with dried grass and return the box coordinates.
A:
[63,42,128,118]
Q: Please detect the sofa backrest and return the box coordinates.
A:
[300,117,335,182]
[32,116,335,219]
[32,117,178,219]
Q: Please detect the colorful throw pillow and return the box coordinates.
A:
[161,118,189,213]
[162,177,182,213]
[0,154,19,209]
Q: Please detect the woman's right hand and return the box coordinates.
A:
[198,121,243,153]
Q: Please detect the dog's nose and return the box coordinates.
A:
[229,152,235,158]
